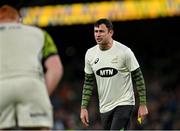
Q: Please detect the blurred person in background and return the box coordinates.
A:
[80,18,148,130]
[0,5,63,130]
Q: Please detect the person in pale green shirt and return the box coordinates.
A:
[0,5,63,130]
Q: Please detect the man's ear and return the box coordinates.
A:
[109,30,114,36]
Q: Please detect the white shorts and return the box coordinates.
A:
[0,76,53,129]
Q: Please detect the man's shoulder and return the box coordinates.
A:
[0,23,43,35]
[114,40,130,51]
[87,44,98,53]
[85,45,98,59]
[21,24,43,32]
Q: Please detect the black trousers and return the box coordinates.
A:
[100,105,134,130]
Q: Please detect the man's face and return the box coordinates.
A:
[94,24,113,46]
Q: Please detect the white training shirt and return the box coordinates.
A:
[84,40,139,113]
[0,23,57,79]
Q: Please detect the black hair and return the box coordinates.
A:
[94,18,113,30]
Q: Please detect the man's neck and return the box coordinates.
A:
[0,19,18,24]
[99,39,113,51]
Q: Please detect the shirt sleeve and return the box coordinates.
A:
[125,48,140,72]
[84,50,93,74]
[42,30,58,60]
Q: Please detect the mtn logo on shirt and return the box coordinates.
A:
[96,67,118,77]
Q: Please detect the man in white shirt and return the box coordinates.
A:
[80,18,148,130]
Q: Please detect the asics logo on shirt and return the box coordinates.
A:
[94,58,99,64]
[96,67,118,77]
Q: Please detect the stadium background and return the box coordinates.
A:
[1,0,180,129]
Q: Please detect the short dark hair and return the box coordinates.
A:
[94,18,113,30]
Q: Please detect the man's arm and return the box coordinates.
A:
[132,67,146,105]
[80,73,95,126]
[44,55,63,96]
[131,67,148,120]
[81,73,95,108]
[42,30,63,95]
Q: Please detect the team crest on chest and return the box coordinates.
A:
[111,56,118,63]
